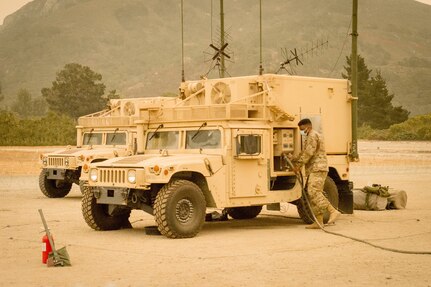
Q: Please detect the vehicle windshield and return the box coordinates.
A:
[83,133,103,145]
[186,129,221,149]
[106,132,127,145]
[146,131,179,150]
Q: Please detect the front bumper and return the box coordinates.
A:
[92,186,129,205]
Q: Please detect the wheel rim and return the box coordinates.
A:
[175,198,194,223]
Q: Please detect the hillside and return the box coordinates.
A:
[0,0,430,115]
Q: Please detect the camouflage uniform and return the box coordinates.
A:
[294,129,330,216]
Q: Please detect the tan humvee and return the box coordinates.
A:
[83,74,354,238]
[38,97,176,198]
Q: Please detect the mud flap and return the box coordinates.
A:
[338,181,353,214]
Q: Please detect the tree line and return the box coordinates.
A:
[0,63,118,145]
[343,55,409,129]
[0,58,427,145]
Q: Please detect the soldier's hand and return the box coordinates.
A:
[292,165,300,174]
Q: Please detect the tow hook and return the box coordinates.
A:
[93,188,101,199]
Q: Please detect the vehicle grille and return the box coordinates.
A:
[99,169,126,184]
[48,157,64,167]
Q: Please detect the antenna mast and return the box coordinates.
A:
[181,0,185,82]
[259,0,264,75]
[350,0,359,160]
[219,0,225,78]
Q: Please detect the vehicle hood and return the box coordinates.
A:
[93,153,224,175]
[43,147,128,157]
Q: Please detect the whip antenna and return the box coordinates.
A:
[219,0,226,78]
[181,0,185,82]
[259,0,264,75]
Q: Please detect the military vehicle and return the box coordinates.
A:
[39,97,176,198]
[81,73,354,238]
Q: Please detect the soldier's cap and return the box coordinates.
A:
[298,118,312,126]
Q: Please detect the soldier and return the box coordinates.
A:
[291,118,341,229]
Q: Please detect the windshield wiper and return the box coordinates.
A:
[86,128,94,145]
[192,122,207,140]
[148,124,164,141]
[109,128,119,144]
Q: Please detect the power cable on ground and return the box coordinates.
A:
[282,154,431,255]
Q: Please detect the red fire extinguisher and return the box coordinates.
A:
[42,234,53,264]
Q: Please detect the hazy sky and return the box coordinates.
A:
[1,0,431,25]
[0,0,32,25]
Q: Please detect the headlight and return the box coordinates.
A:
[90,169,98,182]
[127,169,136,184]
[42,157,47,166]
[65,158,69,166]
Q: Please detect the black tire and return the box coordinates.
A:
[296,176,339,224]
[226,206,263,220]
[154,179,206,239]
[79,180,87,194]
[81,187,131,231]
[38,169,72,198]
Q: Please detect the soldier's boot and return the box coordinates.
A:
[327,205,341,225]
[305,214,323,229]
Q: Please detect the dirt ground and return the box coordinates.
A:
[1,141,431,287]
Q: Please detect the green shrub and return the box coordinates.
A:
[387,114,431,140]
[358,124,389,140]
[0,111,76,145]
[0,110,19,145]
[358,113,431,141]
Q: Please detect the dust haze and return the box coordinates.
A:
[1,140,430,286]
